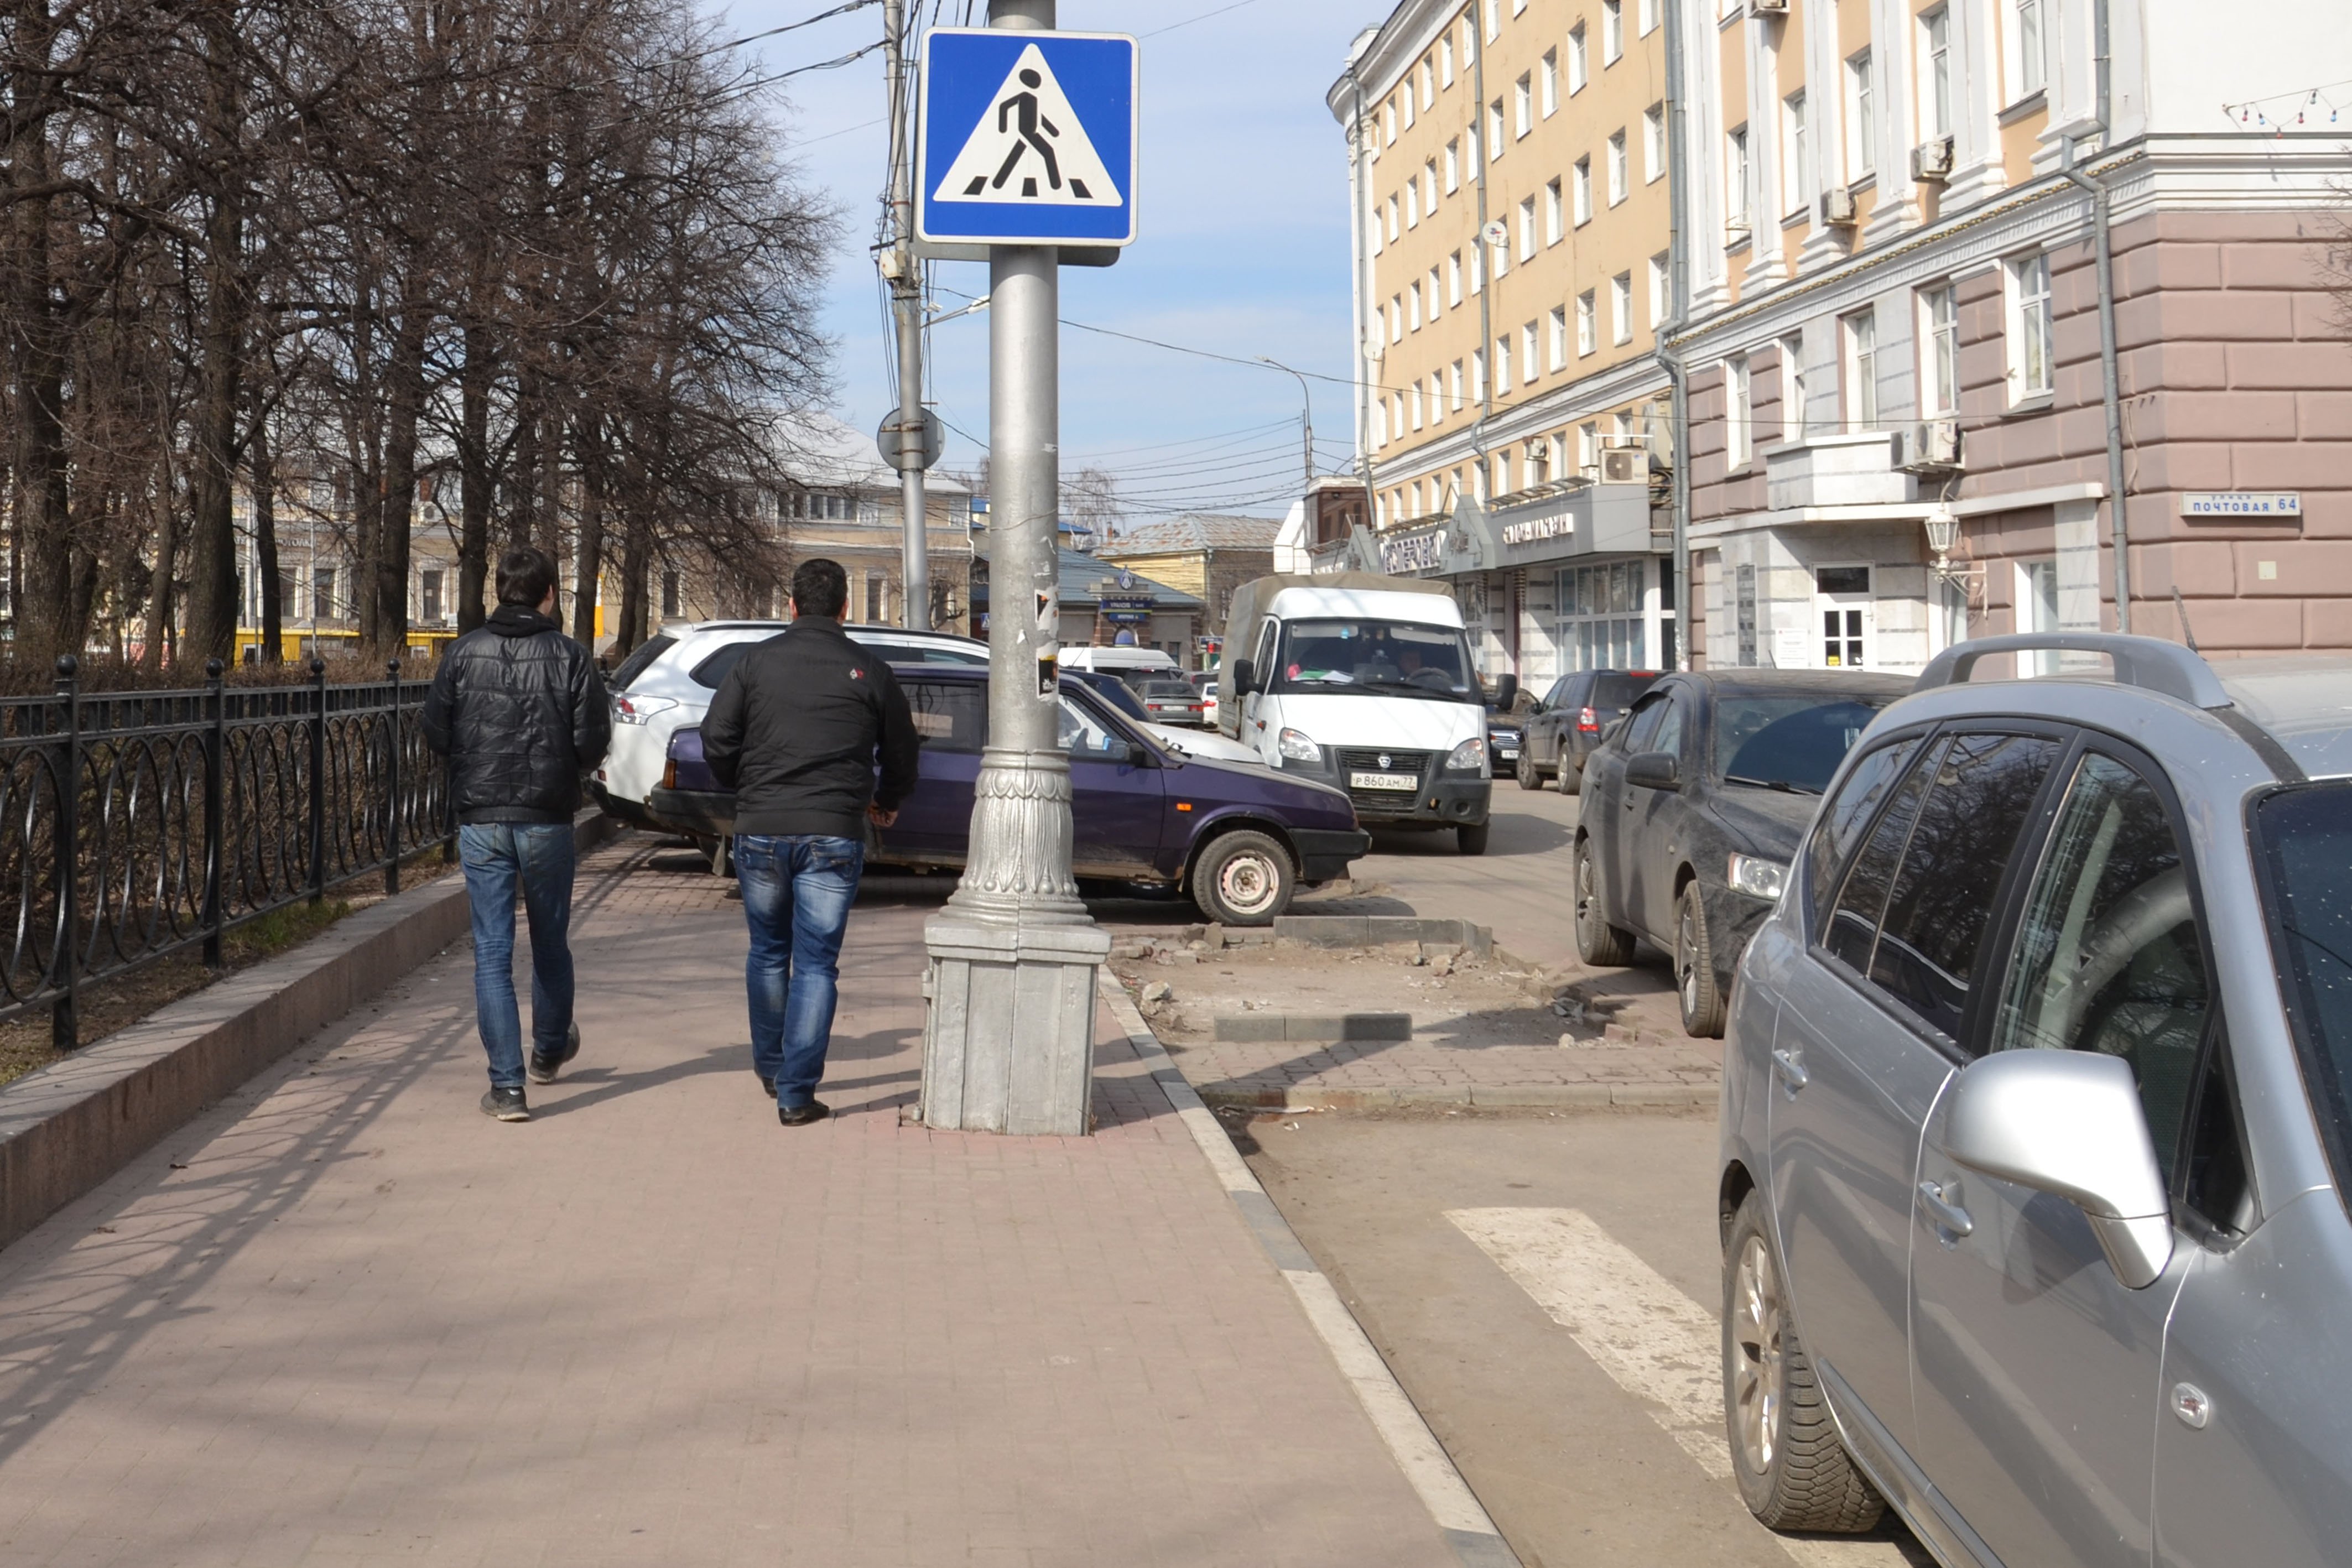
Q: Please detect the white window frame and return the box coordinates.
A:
[1472,239,1487,291]
[1578,421,1600,473]
[1490,98,1506,158]
[1419,57,1435,111]
[1385,194,1399,242]
[1411,381,1425,431]
[1573,155,1593,225]
[1409,280,1423,332]
[1782,90,1809,220]
[1484,0,1499,43]
[1517,195,1537,259]
[1920,282,1960,414]
[1390,294,1404,343]
[1383,99,1397,145]
[1921,8,1953,138]
[1814,565,1874,670]
[1638,0,1658,35]
[1448,251,1464,305]
[1726,355,1752,467]
[1726,125,1751,231]
[2016,558,2061,673]
[1522,320,1539,383]
[1515,74,1533,138]
[1549,306,1569,370]
[1403,81,1417,131]
[1780,334,1807,442]
[1495,335,1512,390]
[1441,35,1455,88]
[1608,130,1628,205]
[1845,50,1875,180]
[2009,0,2045,102]
[1545,178,1564,244]
[1612,271,1633,345]
[1425,160,1439,213]
[1450,360,1465,410]
[1645,104,1666,182]
[1427,266,1442,321]
[1576,290,1598,356]
[1842,306,1879,432]
[1604,0,1623,64]
[1445,139,1461,192]
[1404,181,1419,230]
[2007,250,2055,402]
[1472,347,1487,403]
[1568,23,1589,92]
[1541,50,1559,117]
[1648,252,1669,326]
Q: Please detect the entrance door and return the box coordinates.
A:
[1815,565,1873,670]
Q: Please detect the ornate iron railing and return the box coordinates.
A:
[0,658,451,1046]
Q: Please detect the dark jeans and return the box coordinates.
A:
[735,834,864,1109]
[457,822,577,1089]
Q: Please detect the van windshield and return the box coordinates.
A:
[1273,619,1479,702]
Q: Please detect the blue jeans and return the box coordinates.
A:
[457,823,577,1090]
[735,834,864,1109]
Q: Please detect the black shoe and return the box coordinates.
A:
[777,1100,831,1127]
[528,1023,581,1085]
[757,1075,774,1098]
[481,1086,530,1122]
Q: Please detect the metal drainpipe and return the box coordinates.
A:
[1659,0,1692,669]
[1347,60,1378,515]
[1471,4,1493,498]
[2056,0,2131,633]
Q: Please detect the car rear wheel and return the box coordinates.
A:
[1724,1191,1885,1534]
[1191,830,1294,926]
[1515,752,1544,791]
[1456,822,1490,855]
[1573,836,1635,966]
[1676,882,1727,1038]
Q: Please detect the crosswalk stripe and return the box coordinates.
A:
[1447,1207,1911,1568]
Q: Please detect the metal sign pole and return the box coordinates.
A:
[884,0,933,631]
[921,0,1110,1137]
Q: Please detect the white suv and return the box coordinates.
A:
[593,620,988,839]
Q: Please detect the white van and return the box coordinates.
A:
[1059,644,1182,684]
[1219,575,1514,855]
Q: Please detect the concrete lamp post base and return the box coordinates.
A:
[919,916,1111,1134]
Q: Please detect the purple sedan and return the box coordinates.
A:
[651,665,1368,925]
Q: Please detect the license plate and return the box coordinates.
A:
[1349,770,1419,790]
[1496,745,1518,758]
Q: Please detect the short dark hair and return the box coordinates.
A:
[497,546,559,609]
[792,558,849,620]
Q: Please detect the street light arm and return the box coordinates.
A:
[1257,356,1315,495]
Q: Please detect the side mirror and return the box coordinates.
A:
[1624,751,1680,791]
[1232,658,1260,696]
[1494,673,1521,711]
[1940,1050,2173,1289]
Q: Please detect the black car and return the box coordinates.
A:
[1573,669,1909,1037]
[1482,685,1538,778]
[1516,668,1662,793]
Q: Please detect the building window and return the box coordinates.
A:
[1921,8,1952,138]
[1842,307,1879,431]
[1449,251,1464,305]
[1604,0,1623,63]
[1816,565,1872,668]
[1546,178,1564,244]
[1612,272,1633,345]
[1645,104,1665,181]
[1648,251,1669,326]
[1474,239,1489,289]
[1445,138,1460,192]
[1727,125,1751,232]
[1411,381,1425,430]
[1472,347,1487,404]
[1419,56,1434,110]
[1383,99,1396,145]
[1573,156,1593,225]
[1608,129,1628,204]
[421,570,444,624]
[1495,335,1512,391]
[2009,251,2054,400]
[1409,280,1423,331]
[1489,98,1505,158]
[1782,90,1809,217]
[1450,360,1465,410]
[865,574,888,624]
[1541,49,1559,116]
[1404,181,1419,229]
[1726,355,1752,466]
[1577,290,1598,356]
[2017,559,2060,673]
[1845,50,1875,178]
[1522,320,1539,382]
[314,567,337,622]
[1485,0,1498,42]
[1518,195,1537,258]
[1515,74,1533,137]
[1639,0,1657,35]
[1427,265,1442,320]
[1549,306,1569,369]
[1558,562,1647,672]
[2011,0,2044,98]
[1568,23,1588,92]
[1384,195,1398,242]
[662,570,681,618]
[1781,334,1807,441]
[1921,283,1960,414]
[1578,422,1599,473]
[1424,159,1439,213]
[1390,294,1403,342]
[1441,35,1455,87]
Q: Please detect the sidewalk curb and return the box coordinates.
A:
[1100,976,1522,1568]
[1194,1081,1717,1112]
[0,811,618,1252]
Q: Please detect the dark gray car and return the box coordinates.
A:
[1716,634,2352,1568]
[1516,668,1661,793]
[1573,669,1908,1036]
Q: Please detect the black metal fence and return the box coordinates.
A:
[0,658,451,1047]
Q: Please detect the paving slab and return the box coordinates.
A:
[0,832,1453,1567]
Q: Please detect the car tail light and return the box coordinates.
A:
[1578,706,1600,733]
[661,758,678,790]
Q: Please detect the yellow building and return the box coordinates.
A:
[1331,0,1680,679]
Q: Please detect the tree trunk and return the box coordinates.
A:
[181,6,249,668]
[457,320,493,631]
[253,419,281,664]
[141,444,175,672]
[508,372,539,551]
[373,283,427,655]
[569,421,602,649]
[616,507,649,656]
[6,0,75,663]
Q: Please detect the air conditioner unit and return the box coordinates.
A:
[1818,186,1859,226]
[1725,217,1752,243]
[1747,0,1789,13]
[1894,418,1963,472]
[1911,135,1955,182]
[1599,447,1646,485]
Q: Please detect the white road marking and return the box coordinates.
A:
[1448,1207,1910,1568]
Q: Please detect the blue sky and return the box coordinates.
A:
[700,0,1389,518]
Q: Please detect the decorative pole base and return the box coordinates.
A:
[943,746,1090,926]
[919,916,1110,1134]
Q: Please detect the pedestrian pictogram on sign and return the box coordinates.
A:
[918,29,1138,248]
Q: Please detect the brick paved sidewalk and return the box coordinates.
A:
[0,833,1449,1567]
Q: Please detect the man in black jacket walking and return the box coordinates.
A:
[703,558,919,1125]
[423,546,612,1122]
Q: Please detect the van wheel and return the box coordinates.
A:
[1456,822,1490,855]
[1677,882,1727,1038]
[1574,836,1635,966]
[1724,1191,1886,1533]
[1515,753,1544,791]
[1191,830,1294,926]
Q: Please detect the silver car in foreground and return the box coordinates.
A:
[1718,633,2352,1568]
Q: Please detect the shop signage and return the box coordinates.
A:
[1378,527,1445,575]
[1096,592,1154,624]
[1500,507,1576,546]
[2181,492,2301,518]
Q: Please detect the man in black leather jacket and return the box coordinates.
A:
[423,546,612,1122]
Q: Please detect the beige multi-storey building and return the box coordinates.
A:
[1331,0,1684,679]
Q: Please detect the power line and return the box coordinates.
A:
[1141,0,1267,39]
[680,0,881,64]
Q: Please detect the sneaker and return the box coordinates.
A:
[777,1100,831,1127]
[481,1086,530,1122]
[528,1023,582,1085]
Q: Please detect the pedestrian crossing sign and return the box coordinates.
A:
[917,29,1138,248]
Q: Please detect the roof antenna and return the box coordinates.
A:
[2172,586,2200,653]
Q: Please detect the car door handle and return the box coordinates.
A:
[1770,1048,1809,1092]
[1917,1181,1974,1239]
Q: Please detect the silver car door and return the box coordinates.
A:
[1909,744,2194,1568]
[1767,735,1950,1463]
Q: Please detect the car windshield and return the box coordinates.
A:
[609,634,676,692]
[2255,784,2352,1189]
[1712,694,1892,794]
[1272,618,1477,701]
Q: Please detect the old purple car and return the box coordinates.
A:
[651,664,1369,925]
